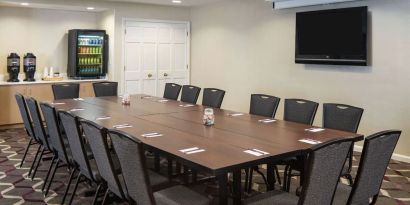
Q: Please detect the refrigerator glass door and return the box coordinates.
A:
[77,33,104,77]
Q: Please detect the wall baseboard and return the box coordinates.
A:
[354,145,410,163]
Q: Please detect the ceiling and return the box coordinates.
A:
[102,0,226,7]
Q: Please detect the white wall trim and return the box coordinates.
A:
[354,145,410,163]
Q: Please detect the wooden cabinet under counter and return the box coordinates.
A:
[0,80,104,126]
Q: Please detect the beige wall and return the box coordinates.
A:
[0,7,98,78]
[190,0,410,156]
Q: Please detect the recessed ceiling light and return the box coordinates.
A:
[172,0,182,4]
[20,2,29,6]
[86,7,95,10]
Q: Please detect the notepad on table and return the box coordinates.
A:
[299,138,322,145]
[229,113,244,117]
[70,108,85,112]
[244,149,270,157]
[158,99,169,103]
[179,147,205,154]
[258,119,276,123]
[141,133,163,138]
[73,98,84,101]
[113,124,133,129]
[52,102,66,105]
[179,104,195,108]
[96,116,111,120]
[305,128,325,133]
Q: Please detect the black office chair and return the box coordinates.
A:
[323,103,364,184]
[202,88,225,108]
[333,130,401,205]
[244,138,353,205]
[280,98,319,191]
[246,94,281,192]
[163,83,182,100]
[40,103,74,195]
[80,120,127,203]
[26,97,53,180]
[93,82,118,97]
[181,85,201,104]
[284,99,319,125]
[250,94,281,118]
[109,129,210,205]
[52,83,80,100]
[58,111,101,205]
[15,93,38,168]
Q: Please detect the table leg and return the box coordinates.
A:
[267,164,275,191]
[217,173,228,205]
[233,170,242,205]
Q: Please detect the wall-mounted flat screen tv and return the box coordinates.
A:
[296,6,368,66]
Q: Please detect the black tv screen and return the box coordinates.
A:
[296,7,368,66]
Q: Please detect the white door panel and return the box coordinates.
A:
[124,20,189,97]
[125,80,140,95]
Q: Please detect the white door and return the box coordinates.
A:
[124,20,190,96]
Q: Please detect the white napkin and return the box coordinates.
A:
[52,102,66,105]
[73,98,84,101]
[158,99,169,103]
[96,116,111,120]
[113,124,133,129]
[180,147,199,153]
[179,104,195,107]
[141,133,163,138]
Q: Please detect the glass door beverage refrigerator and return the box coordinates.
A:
[67,29,108,79]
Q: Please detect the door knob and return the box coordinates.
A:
[164,73,168,77]
[148,73,152,78]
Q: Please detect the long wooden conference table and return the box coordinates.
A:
[49,94,363,205]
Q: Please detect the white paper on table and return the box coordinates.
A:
[258,119,276,123]
[73,98,84,101]
[244,150,264,157]
[186,149,206,155]
[70,108,85,112]
[96,116,111,120]
[252,149,269,155]
[158,99,169,103]
[144,134,163,138]
[179,104,195,107]
[141,96,153,99]
[229,113,244,117]
[52,102,66,105]
[179,147,199,153]
[113,124,133,129]
[141,132,159,137]
[305,128,325,133]
[299,139,322,145]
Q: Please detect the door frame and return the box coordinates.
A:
[121,18,191,95]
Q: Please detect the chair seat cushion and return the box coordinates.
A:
[244,190,299,205]
[333,183,352,205]
[154,185,210,205]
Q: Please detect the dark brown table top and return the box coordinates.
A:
[51,95,363,175]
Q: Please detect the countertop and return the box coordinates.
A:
[0,78,108,86]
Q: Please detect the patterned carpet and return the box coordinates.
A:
[0,128,409,204]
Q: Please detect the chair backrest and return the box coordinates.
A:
[250,94,281,118]
[284,99,319,125]
[58,111,95,181]
[323,103,364,133]
[202,88,225,108]
[181,85,201,104]
[52,83,80,100]
[26,97,51,150]
[81,120,126,199]
[163,83,182,100]
[109,129,155,205]
[15,93,35,140]
[298,138,353,205]
[347,130,401,205]
[40,103,71,165]
[93,82,118,97]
